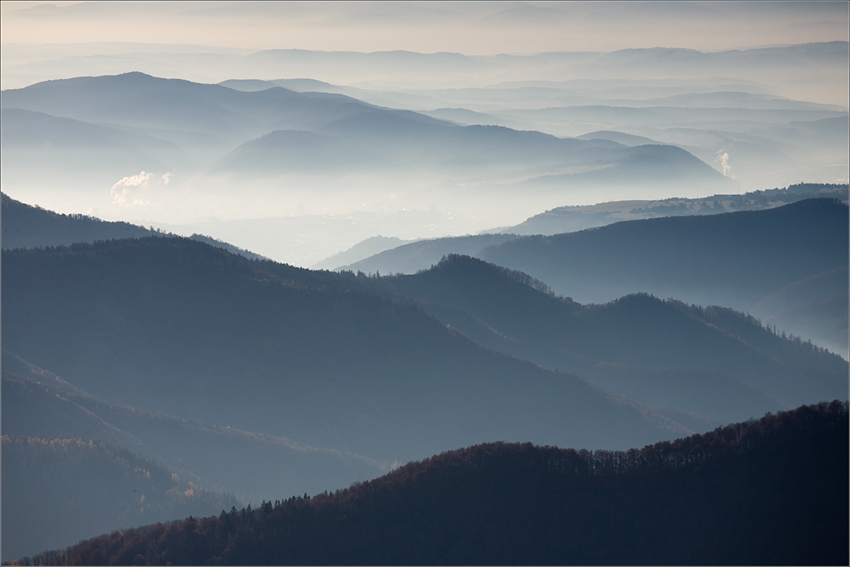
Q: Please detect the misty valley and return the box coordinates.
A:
[1,4,849,564]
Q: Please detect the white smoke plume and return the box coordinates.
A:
[715,150,734,179]
[110,171,171,206]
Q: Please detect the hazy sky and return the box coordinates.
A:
[2,1,848,55]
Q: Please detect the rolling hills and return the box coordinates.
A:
[345,198,849,357]
[375,254,847,424]
[476,198,849,351]
[2,236,678,466]
[1,72,733,196]
[498,182,849,236]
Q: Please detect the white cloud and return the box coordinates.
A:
[715,150,734,179]
[110,171,171,206]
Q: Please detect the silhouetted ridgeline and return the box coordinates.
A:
[478,198,848,307]
[375,254,847,424]
[502,182,849,236]
[343,197,849,359]
[1,193,265,261]
[1,192,156,249]
[18,401,848,566]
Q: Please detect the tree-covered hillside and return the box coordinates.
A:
[479,198,848,308]
[22,401,847,566]
[377,254,847,424]
[2,236,671,465]
[1,193,265,261]
[1,192,156,249]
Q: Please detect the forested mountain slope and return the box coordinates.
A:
[1,193,265,261]
[1,192,156,249]
[479,198,847,308]
[500,182,849,236]
[344,198,848,357]
[483,198,848,356]
[26,401,847,566]
[2,236,672,465]
[377,255,848,424]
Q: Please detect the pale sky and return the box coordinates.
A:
[2,1,848,55]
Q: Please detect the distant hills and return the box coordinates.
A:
[0,107,181,184]
[375,255,848,424]
[1,72,734,195]
[337,233,518,274]
[477,198,849,350]
[312,235,415,271]
[25,401,848,566]
[215,109,728,190]
[345,198,849,357]
[2,42,846,210]
[498,182,849,236]
[344,187,848,275]
[521,143,724,190]
[320,183,847,271]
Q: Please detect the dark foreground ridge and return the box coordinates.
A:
[18,401,848,566]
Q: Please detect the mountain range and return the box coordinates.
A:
[2,31,848,566]
[374,254,847,425]
[0,72,732,188]
[5,233,844,450]
[497,182,849,236]
[345,198,849,357]
[1,71,738,232]
[2,236,680,466]
[3,195,847,562]
[3,64,845,269]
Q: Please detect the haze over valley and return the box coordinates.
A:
[2,2,848,564]
[2,2,847,266]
